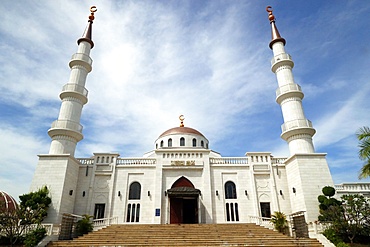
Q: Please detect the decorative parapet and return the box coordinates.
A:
[271,157,287,164]
[116,158,156,165]
[77,158,94,165]
[335,183,370,193]
[210,157,248,165]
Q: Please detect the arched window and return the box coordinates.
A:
[192,138,197,147]
[180,137,185,146]
[225,181,237,199]
[168,138,172,147]
[129,182,141,200]
[160,140,164,148]
[201,140,204,147]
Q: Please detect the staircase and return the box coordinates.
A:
[47,223,324,247]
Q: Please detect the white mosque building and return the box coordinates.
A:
[30,7,335,226]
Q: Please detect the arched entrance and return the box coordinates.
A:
[167,176,200,224]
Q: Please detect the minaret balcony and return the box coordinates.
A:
[281,119,316,140]
[48,120,84,141]
[271,53,294,72]
[60,83,89,104]
[69,53,93,72]
[275,83,304,104]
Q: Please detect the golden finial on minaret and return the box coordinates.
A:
[266,6,286,49]
[89,6,97,22]
[179,115,185,127]
[266,6,275,23]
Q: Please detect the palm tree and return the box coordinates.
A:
[270,211,288,234]
[356,126,370,179]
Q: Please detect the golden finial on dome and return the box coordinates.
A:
[179,115,185,127]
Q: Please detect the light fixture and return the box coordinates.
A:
[216,190,219,196]
[245,190,248,196]
[292,187,296,193]
[118,191,121,197]
[148,191,151,196]
[279,190,283,196]
[164,191,167,196]
[82,191,86,197]
[69,190,73,196]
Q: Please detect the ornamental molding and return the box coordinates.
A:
[171,160,196,166]
[280,97,302,104]
[62,96,83,104]
[51,135,78,142]
[275,65,292,73]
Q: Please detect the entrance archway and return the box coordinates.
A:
[167,177,200,224]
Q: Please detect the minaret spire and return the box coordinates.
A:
[78,6,97,48]
[266,6,286,49]
[47,6,97,155]
[267,6,316,155]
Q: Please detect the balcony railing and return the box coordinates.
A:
[116,158,156,165]
[77,158,94,165]
[62,83,88,97]
[210,157,248,165]
[271,53,292,66]
[276,83,302,98]
[50,120,83,133]
[71,53,92,66]
[281,119,313,133]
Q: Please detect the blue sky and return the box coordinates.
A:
[1,1,369,199]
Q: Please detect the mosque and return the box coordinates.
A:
[30,7,335,226]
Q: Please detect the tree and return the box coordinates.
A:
[340,194,370,243]
[318,186,370,244]
[19,185,51,225]
[75,214,94,236]
[0,186,51,246]
[318,186,341,222]
[356,126,370,179]
[270,211,288,234]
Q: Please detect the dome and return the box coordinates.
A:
[159,127,205,138]
[0,191,18,213]
[155,116,209,150]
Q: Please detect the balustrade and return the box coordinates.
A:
[210,157,248,165]
[51,119,83,133]
[62,83,88,97]
[116,158,156,165]
[281,119,313,133]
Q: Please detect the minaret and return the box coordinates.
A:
[266,7,333,223]
[30,7,98,224]
[267,6,316,155]
[48,6,97,156]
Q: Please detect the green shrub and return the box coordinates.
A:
[23,227,47,247]
[323,228,343,245]
[76,215,93,236]
[322,186,335,197]
[336,242,350,247]
[270,211,288,234]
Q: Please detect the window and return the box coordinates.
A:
[94,203,105,219]
[160,140,164,148]
[201,140,204,147]
[129,182,141,199]
[226,202,239,222]
[225,181,237,199]
[192,138,196,147]
[127,182,141,223]
[260,202,271,218]
[180,137,185,146]
[126,203,140,222]
[168,138,172,147]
